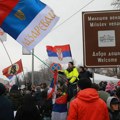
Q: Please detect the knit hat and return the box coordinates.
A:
[0,83,6,95]
[78,78,92,90]
[111,98,119,105]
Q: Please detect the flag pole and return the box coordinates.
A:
[32,49,34,86]
[31,52,50,68]
[0,39,13,64]
[31,52,68,82]
[0,39,20,87]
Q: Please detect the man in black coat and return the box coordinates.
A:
[78,66,93,79]
[0,83,14,120]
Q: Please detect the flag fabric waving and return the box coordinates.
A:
[2,59,23,79]
[47,70,58,100]
[51,94,68,120]
[0,0,59,50]
[46,44,72,64]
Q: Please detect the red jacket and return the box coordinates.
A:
[67,88,110,120]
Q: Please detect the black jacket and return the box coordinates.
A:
[78,71,92,79]
[0,95,14,120]
[109,110,120,120]
[15,105,41,120]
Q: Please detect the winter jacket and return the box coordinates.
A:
[67,88,110,120]
[98,90,110,102]
[60,67,79,83]
[8,91,23,111]
[0,95,14,120]
[78,70,92,79]
[15,105,41,120]
[107,96,120,120]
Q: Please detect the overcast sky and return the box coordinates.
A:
[0,0,114,80]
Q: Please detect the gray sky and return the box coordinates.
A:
[0,0,113,80]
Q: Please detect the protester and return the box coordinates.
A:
[34,86,42,104]
[99,81,107,91]
[78,66,93,79]
[58,61,79,101]
[51,88,68,120]
[15,94,41,120]
[67,78,110,120]
[0,83,14,120]
[41,90,52,120]
[107,96,120,120]
[105,81,116,96]
[98,90,110,103]
[8,84,23,111]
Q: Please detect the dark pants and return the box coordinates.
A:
[67,83,77,101]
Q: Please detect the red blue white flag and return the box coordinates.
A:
[2,59,23,79]
[0,0,59,50]
[46,44,72,64]
[47,71,58,99]
[52,94,68,120]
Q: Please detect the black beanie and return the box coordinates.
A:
[78,78,92,90]
[110,98,119,105]
[0,83,6,95]
[69,61,74,66]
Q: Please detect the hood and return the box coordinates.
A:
[77,88,99,102]
[0,83,6,95]
[107,96,119,110]
[98,90,110,102]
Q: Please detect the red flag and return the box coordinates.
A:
[2,59,23,79]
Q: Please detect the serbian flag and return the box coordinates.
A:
[0,0,59,50]
[2,59,23,79]
[46,44,72,64]
[47,71,58,100]
[51,94,68,120]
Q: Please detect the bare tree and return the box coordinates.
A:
[111,0,120,9]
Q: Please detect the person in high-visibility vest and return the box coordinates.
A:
[58,62,79,101]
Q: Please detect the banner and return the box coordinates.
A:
[46,44,72,64]
[0,0,59,50]
[2,59,23,79]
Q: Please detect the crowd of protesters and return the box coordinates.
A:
[1,62,120,120]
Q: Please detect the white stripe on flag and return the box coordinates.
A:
[51,112,67,120]
[17,6,59,50]
[49,57,72,64]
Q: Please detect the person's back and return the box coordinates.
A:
[15,94,41,120]
[67,78,110,120]
[8,84,23,111]
[0,83,14,120]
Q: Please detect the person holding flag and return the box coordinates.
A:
[58,61,79,101]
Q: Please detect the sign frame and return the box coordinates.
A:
[82,10,120,68]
